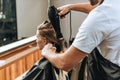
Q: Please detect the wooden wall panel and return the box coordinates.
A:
[0,69,6,80]
[34,50,41,62]
[0,42,41,80]
[10,63,18,80]
[16,59,25,76]
[22,58,27,73]
[26,53,35,70]
[5,66,11,80]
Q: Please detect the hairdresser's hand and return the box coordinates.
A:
[57,4,71,19]
[42,43,56,57]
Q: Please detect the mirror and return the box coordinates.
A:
[0,0,49,47]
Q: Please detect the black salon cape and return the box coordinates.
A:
[78,48,120,80]
[22,57,59,80]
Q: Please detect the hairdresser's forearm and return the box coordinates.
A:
[68,3,98,13]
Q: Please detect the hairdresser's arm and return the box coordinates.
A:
[58,3,98,18]
[42,43,88,72]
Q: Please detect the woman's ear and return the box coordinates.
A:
[44,39,49,45]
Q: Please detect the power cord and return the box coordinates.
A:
[69,11,74,46]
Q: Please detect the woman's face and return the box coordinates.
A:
[36,30,47,50]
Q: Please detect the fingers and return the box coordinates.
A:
[57,5,70,19]
[44,43,53,48]
[42,43,56,56]
[52,47,56,52]
[46,43,56,51]
[57,7,64,15]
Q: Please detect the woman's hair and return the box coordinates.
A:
[37,20,63,52]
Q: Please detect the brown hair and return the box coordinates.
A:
[37,20,63,52]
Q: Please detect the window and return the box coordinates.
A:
[0,0,17,46]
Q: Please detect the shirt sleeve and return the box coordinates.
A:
[72,10,109,53]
